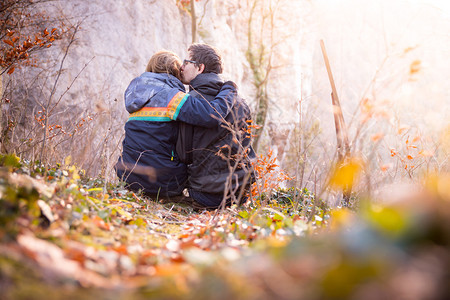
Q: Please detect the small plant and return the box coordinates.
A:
[0,0,62,75]
[250,149,293,204]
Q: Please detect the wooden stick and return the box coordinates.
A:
[320,40,352,205]
[320,40,350,159]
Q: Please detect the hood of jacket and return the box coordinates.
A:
[189,73,223,100]
[124,72,185,113]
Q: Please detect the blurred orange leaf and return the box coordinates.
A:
[371,133,384,142]
[329,158,363,190]
[418,150,434,157]
[403,46,415,53]
[409,60,421,74]
[380,164,391,172]
[330,208,354,229]
[92,216,111,231]
[112,244,128,255]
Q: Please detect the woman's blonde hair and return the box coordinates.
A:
[145,50,182,79]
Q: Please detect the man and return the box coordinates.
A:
[177,43,256,209]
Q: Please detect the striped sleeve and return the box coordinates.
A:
[168,84,237,128]
[167,92,189,120]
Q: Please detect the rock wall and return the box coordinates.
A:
[37,0,314,120]
[6,0,447,189]
[10,0,315,176]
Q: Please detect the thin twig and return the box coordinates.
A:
[40,22,81,164]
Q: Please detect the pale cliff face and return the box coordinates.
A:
[32,0,313,122]
[1,0,304,175]
[18,0,314,175]
[12,0,448,180]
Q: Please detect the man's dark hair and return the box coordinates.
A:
[188,43,223,74]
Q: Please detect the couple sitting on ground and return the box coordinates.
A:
[116,43,256,210]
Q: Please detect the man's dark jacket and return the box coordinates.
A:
[177,73,256,195]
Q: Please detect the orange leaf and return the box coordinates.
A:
[407,155,413,160]
[410,60,421,75]
[390,149,397,157]
[403,47,414,54]
[64,246,87,264]
[92,216,110,231]
[419,150,434,157]
[112,244,128,255]
[3,39,14,47]
[329,158,363,190]
[7,67,15,75]
[380,164,391,172]
[371,133,384,142]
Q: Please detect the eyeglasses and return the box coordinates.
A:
[183,59,198,66]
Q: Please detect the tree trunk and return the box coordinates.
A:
[190,0,197,43]
[246,0,270,152]
[252,85,268,151]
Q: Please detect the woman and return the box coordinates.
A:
[116,50,236,199]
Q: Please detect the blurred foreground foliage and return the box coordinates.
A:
[0,154,449,300]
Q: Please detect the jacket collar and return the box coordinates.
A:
[189,73,223,96]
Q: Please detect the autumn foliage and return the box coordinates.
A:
[250,149,292,200]
[0,0,61,75]
[1,154,449,299]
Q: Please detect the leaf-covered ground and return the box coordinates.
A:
[1,156,449,300]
